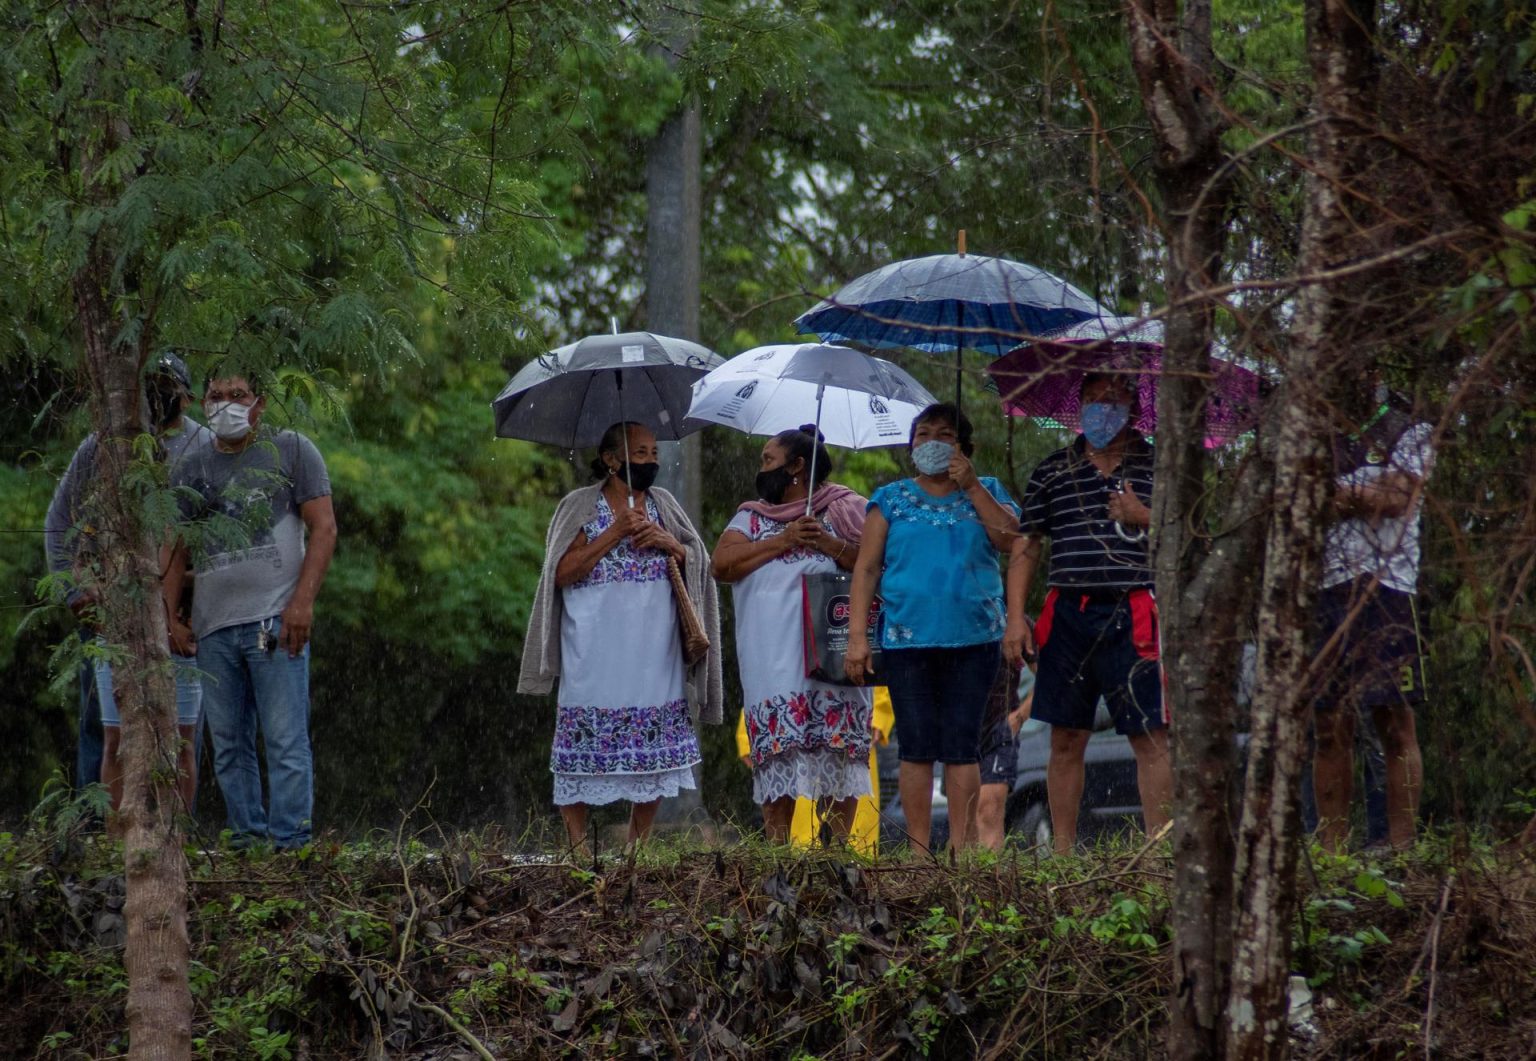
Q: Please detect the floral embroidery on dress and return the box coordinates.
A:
[744,688,872,766]
[746,511,835,565]
[551,697,700,774]
[577,494,670,588]
[878,479,982,528]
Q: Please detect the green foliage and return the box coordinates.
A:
[1088,894,1163,952]
[1294,847,1408,988]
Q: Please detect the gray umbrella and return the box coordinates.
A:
[491,331,724,449]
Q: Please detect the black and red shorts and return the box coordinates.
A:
[1031,587,1166,735]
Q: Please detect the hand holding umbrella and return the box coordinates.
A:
[684,342,937,515]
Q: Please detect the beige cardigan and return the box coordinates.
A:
[517,483,724,726]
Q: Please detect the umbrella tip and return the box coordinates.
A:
[611,316,618,335]
[957,229,966,257]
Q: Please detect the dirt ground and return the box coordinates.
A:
[2,825,1534,1059]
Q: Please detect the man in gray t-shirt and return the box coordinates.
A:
[166,371,337,849]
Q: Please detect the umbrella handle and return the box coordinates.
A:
[616,369,635,508]
[805,383,826,518]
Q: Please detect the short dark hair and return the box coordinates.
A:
[771,424,833,488]
[589,420,648,480]
[910,402,975,457]
[203,366,265,398]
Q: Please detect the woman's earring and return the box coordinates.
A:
[792,476,799,485]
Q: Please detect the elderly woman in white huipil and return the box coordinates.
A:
[712,425,872,844]
[518,421,723,850]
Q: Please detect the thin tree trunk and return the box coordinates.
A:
[1226,2,1378,1057]
[1224,387,1331,1061]
[74,5,193,1053]
[1156,162,1243,1061]
[76,250,193,1061]
[1126,2,1256,1056]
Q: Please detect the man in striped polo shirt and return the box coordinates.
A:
[1002,373,1172,854]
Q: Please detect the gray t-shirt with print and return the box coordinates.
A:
[173,429,331,638]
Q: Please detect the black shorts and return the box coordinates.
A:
[883,641,1000,764]
[1314,578,1426,714]
[979,717,1017,787]
[1031,588,1166,736]
[979,658,1021,785]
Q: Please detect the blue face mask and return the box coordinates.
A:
[911,440,954,476]
[1080,402,1131,448]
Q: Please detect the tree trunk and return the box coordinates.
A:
[1226,2,1379,1057]
[75,250,193,1061]
[73,6,193,1054]
[645,5,703,526]
[644,5,707,827]
[1125,2,1258,1056]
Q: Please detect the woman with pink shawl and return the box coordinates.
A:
[711,425,874,844]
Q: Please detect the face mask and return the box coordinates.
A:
[206,400,255,442]
[1080,402,1130,448]
[755,466,795,504]
[911,440,954,476]
[148,386,182,432]
[611,461,660,493]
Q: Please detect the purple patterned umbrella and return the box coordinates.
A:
[986,317,1262,447]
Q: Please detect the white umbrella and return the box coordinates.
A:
[684,342,938,513]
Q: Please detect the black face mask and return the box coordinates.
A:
[611,461,660,493]
[147,386,182,431]
[755,466,795,505]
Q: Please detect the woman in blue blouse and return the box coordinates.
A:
[845,403,1019,854]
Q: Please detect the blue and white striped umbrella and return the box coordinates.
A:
[794,253,1106,356]
[794,253,1107,406]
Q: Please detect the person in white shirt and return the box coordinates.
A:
[1312,389,1435,852]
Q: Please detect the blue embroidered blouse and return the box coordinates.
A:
[868,476,1019,649]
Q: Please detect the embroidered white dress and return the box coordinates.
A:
[728,510,873,804]
[551,494,701,806]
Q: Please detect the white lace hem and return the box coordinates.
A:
[553,764,699,806]
[751,748,872,804]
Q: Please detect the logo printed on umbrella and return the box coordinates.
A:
[752,350,778,361]
[736,382,758,399]
[868,396,889,415]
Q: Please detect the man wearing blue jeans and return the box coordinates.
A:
[165,370,336,849]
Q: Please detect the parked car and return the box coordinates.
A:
[879,702,1207,853]
[879,647,1256,852]
[1005,704,1144,852]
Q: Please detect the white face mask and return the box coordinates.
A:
[205,400,255,441]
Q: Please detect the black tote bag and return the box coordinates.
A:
[801,571,883,686]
